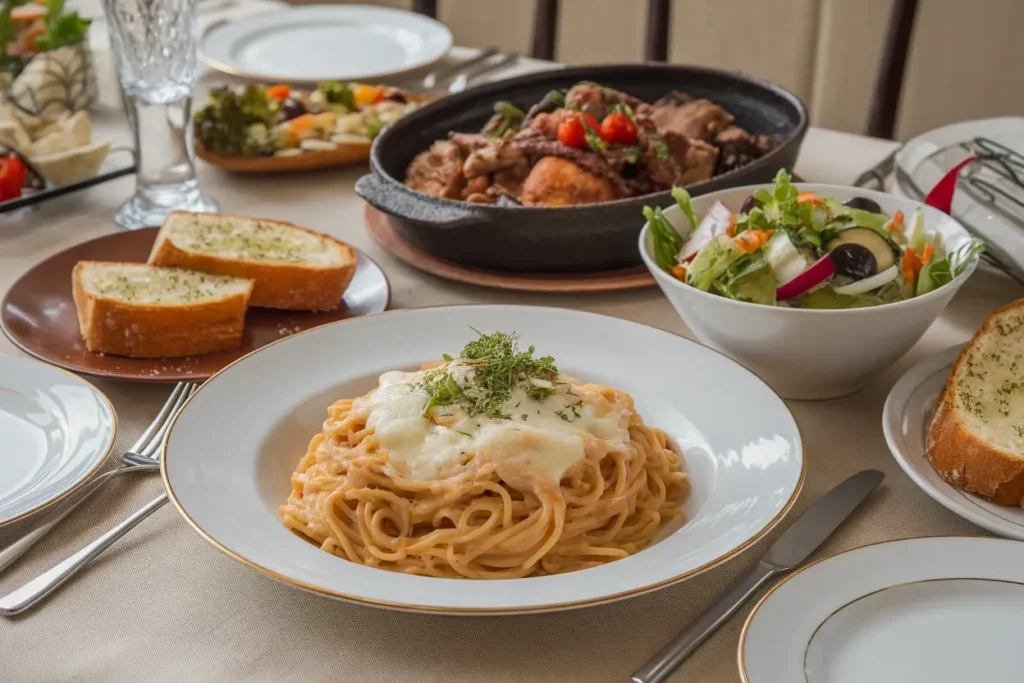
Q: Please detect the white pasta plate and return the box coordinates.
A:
[162,305,804,614]
[883,345,1024,539]
[739,537,1024,682]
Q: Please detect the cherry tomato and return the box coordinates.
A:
[557,111,601,149]
[599,112,638,145]
[0,156,26,201]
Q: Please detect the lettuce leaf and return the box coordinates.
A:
[917,238,985,296]
[643,205,683,272]
[800,281,905,309]
[671,186,698,233]
[687,235,740,291]
[713,251,777,305]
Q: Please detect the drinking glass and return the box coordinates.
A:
[103,0,217,229]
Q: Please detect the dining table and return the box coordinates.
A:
[2,5,1023,680]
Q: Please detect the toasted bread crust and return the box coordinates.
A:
[72,262,252,359]
[926,299,1024,506]
[148,213,357,311]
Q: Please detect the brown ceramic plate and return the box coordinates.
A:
[1,228,391,382]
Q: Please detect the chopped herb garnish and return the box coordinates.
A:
[419,330,558,419]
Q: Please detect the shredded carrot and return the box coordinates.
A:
[735,229,772,254]
[671,264,688,282]
[726,212,737,237]
[797,191,823,206]
[887,209,905,233]
[265,84,291,101]
[921,243,935,264]
[288,113,316,135]
[902,247,922,285]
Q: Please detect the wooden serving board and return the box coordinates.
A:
[196,140,372,173]
[364,205,655,294]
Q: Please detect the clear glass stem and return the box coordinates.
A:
[128,94,199,206]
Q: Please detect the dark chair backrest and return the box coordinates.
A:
[413,0,673,62]
[867,0,921,139]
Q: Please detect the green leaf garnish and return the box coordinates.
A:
[419,331,559,419]
[33,0,91,53]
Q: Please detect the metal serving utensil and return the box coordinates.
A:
[631,470,885,683]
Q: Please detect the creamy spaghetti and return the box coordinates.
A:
[280,331,689,579]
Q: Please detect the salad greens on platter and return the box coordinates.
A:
[645,170,985,309]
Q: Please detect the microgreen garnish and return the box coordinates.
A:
[419,330,558,419]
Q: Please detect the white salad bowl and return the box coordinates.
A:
[639,184,978,400]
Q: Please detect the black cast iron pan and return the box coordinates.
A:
[356,64,808,273]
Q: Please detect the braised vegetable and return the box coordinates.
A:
[193,86,276,155]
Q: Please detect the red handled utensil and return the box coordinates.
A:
[924,155,976,213]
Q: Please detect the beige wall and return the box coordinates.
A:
[310,0,1024,140]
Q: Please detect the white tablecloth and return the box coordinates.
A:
[2,8,1022,682]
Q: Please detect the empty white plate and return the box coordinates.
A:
[0,356,116,527]
[740,537,1024,682]
[200,5,453,83]
[883,345,1024,539]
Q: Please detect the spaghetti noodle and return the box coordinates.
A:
[280,332,689,579]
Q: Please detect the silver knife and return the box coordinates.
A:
[630,469,884,683]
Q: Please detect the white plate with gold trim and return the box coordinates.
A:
[0,355,116,527]
[162,305,804,614]
[200,5,453,84]
[739,537,1024,682]
[883,345,1024,540]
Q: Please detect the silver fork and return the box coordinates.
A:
[0,382,198,575]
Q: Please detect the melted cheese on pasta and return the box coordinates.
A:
[352,369,632,483]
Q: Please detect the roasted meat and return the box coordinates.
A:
[713,126,776,175]
[521,156,615,206]
[649,98,734,141]
[403,81,777,207]
[405,140,466,199]
[463,140,525,178]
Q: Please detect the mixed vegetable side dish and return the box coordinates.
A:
[646,170,985,309]
[405,82,776,206]
[193,82,424,157]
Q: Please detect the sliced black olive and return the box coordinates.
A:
[827,227,895,276]
[740,194,756,213]
[843,196,883,214]
[830,243,877,280]
[278,98,307,122]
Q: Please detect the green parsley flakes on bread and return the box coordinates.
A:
[927,300,1024,505]
[148,211,357,311]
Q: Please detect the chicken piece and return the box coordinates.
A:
[521,156,615,206]
[650,99,734,141]
[668,133,719,185]
[564,84,643,121]
[462,140,526,178]
[405,140,466,199]
[462,175,491,198]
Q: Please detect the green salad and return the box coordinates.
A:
[645,170,984,309]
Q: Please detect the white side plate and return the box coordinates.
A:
[200,5,453,83]
[740,537,1024,682]
[0,356,115,526]
[162,305,805,614]
[883,345,1024,539]
[894,117,1024,283]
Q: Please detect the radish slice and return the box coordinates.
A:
[833,265,899,296]
[679,201,733,263]
[776,255,837,301]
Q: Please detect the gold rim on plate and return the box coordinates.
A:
[0,356,118,529]
[736,535,1024,682]
[161,305,807,614]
